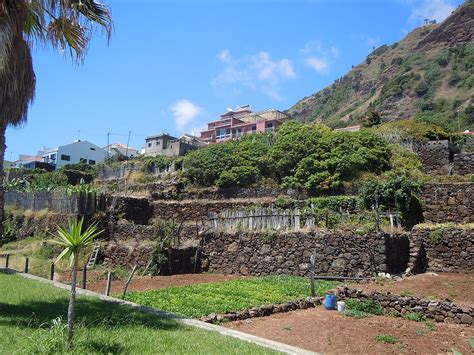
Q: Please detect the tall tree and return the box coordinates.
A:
[0,0,112,232]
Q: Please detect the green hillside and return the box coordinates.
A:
[287,0,474,132]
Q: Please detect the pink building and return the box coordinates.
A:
[200,105,288,144]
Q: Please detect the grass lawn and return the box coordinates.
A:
[0,272,278,354]
[127,275,340,318]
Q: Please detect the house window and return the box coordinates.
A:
[50,153,57,161]
[89,159,96,165]
[156,140,161,146]
[216,129,226,139]
[252,125,257,133]
[90,147,96,151]
[148,143,152,147]
[79,158,87,164]
[61,154,71,161]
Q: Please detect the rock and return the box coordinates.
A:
[460,314,472,325]
[227,242,239,252]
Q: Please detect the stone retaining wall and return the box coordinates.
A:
[453,152,474,175]
[408,227,474,273]
[201,231,410,278]
[200,297,321,324]
[414,140,451,175]
[420,183,474,223]
[337,287,473,325]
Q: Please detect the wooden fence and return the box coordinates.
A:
[210,206,401,232]
[209,207,306,232]
[4,191,99,214]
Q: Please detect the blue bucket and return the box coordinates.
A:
[324,292,337,310]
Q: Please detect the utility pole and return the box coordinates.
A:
[457,110,460,132]
[125,131,131,158]
[107,132,111,159]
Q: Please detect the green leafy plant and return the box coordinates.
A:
[49,217,103,349]
[404,312,426,322]
[345,299,384,316]
[429,229,443,243]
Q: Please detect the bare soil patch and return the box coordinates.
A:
[227,307,474,354]
[58,272,242,295]
[356,273,474,307]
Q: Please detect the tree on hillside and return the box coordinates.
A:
[50,217,103,349]
[0,0,112,233]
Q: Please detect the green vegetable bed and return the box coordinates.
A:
[127,275,340,318]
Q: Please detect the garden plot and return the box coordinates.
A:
[355,272,474,307]
[58,271,243,295]
[126,276,340,318]
[227,306,474,354]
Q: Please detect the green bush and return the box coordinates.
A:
[216,166,259,188]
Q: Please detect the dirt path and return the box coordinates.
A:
[58,272,242,295]
[227,307,474,354]
[355,273,474,307]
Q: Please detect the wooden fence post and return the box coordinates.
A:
[24,257,29,273]
[5,254,9,268]
[50,263,55,280]
[105,272,112,296]
[82,267,87,289]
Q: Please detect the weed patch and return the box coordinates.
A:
[375,334,401,344]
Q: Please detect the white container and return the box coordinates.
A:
[337,301,345,312]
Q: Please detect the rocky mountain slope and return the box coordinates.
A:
[287,0,474,131]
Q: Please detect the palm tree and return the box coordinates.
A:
[0,0,112,232]
[50,217,103,349]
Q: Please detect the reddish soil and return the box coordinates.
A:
[227,307,474,354]
[356,273,474,307]
[58,272,242,295]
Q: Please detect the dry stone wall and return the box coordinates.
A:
[337,287,473,325]
[201,231,410,278]
[453,152,474,175]
[414,140,451,175]
[420,183,474,223]
[408,227,474,273]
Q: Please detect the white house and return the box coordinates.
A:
[42,140,106,169]
[103,143,139,159]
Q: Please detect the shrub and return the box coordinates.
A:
[216,166,259,188]
[429,229,443,243]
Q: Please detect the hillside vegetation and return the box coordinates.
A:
[287,1,474,132]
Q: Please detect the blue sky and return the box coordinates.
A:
[6,0,464,160]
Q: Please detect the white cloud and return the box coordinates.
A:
[304,57,328,73]
[170,100,203,132]
[409,0,455,23]
[213,50,295,100]
[299,40,339,74]
[218,49,231,63]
